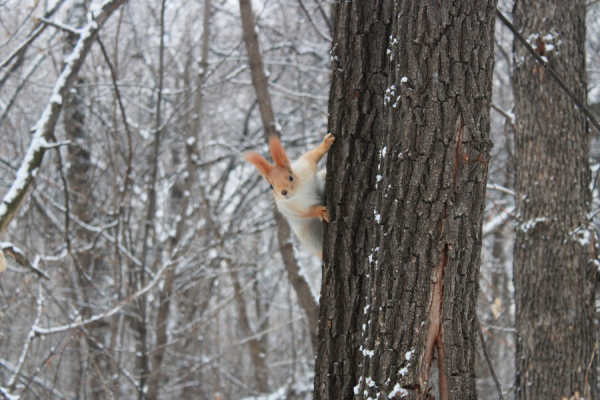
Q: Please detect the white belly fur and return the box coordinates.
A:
[275,159,326,257]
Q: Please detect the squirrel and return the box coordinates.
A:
[244,134,335,259]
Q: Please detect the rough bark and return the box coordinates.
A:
[239,0,320,350]
[314,1,496,399]
[512,1,597,399]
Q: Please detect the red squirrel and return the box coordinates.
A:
[244,134,335,259]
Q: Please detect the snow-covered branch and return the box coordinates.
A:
[6,284,44,391]
[32,260,175,335]
[0,0,128,235]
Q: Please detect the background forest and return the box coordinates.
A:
[0,0,599,399]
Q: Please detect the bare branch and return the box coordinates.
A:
[477,316,506,400]
[0,0,129,236]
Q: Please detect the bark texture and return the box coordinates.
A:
[314,1,496,399]
[512,1,597,399]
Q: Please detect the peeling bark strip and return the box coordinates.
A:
[314,1,496,399]
[0,0,128,236]
[512,1,597,399]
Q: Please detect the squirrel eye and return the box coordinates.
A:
[289,175,293,182]
[269,184,274,190]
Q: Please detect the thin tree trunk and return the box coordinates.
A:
[135,1,166,398]
[315,1,496,399]
[228,259,270,393]
[62,1,107,397]
[238,0,320,350]
[512,1,597,398]
[146,2,212,398]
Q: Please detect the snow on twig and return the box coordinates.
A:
[32,260,175,335]
[6,284,44,391]
[0,242,50,279]
[0,0,128,235]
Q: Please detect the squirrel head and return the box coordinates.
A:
[244,136,298,201]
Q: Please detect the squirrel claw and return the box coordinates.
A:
[320,207,330,222]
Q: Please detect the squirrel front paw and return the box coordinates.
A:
[320,206,330,222]
[323,134,335,151]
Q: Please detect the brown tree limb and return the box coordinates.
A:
[239,0,319,352]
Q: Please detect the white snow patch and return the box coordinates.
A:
[0,134,48,217]
[362,348,375,358]
[388,383,408,398]
[520,217,547,233]
[50,93,62,105]
[570,228,591,247]
[384,85,396,105]
[354,376,364,395]
[0,387,19,400]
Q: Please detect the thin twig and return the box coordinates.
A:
[31,259,177,335]
[296,0,331,42]
[477,316,506,400]
[496,8,600,194]
[7,283,44,391]
[97,35,134,201]
[0,53,46,126]
[490,103,515,130]
[38,17,80,35]
[496,10,600,133]
[0,242,50,279]
[313,0,332,34]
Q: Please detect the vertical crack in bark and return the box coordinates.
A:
[420,243,448,400]
[420,114,463,399]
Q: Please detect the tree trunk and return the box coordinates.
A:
[512,1,597,399]
[146,1,212,399]
[315,1,496,399]
[62,2,113,398]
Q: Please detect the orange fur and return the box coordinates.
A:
[269,136,291,170]
[244,152,272,179]
[244,134,335,258]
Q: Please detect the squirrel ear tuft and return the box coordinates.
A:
[269,136,291,170]
[244,152,272,179]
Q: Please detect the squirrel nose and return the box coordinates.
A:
[281,190,288,196]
